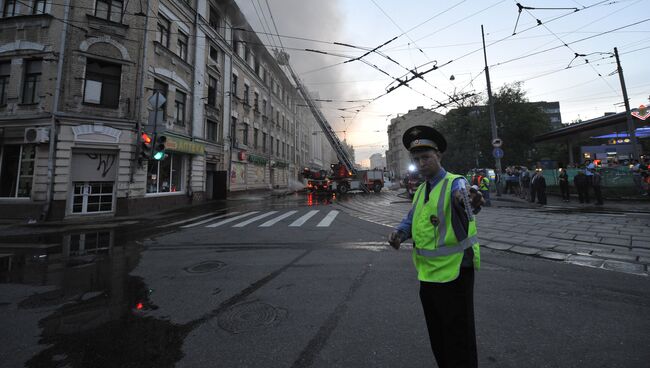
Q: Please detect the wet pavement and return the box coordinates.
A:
[1,188,649,367]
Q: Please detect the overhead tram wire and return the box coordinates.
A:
[518,1,629,94]
[264,0,285,51]
[251,0,277,50]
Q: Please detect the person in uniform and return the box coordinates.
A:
[388,125,483,368]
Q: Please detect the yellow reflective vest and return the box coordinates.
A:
[411,173,481,282]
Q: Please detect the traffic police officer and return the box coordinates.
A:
[388,125,483,368]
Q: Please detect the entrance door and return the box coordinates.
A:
[214,171,227,199]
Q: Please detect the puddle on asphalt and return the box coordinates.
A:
[1,228,189,367]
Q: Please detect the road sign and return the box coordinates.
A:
[492,147,504,159]
[492,138,503,148]
[147,109,164,127]
[148,92,166,109]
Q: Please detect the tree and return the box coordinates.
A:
[438,82,555,172]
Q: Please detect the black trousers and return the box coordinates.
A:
[593,185,603,204]
[560,182,570,201]
[420,267,477,368]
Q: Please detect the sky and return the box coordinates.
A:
[233,0,650,166]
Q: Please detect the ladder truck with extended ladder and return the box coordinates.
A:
[276,51,383,194]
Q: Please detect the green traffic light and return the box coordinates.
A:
[153,151,165,160]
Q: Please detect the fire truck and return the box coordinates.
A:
[328,163,384,194]
[302,168,331,193]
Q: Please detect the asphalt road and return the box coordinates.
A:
[1,192,649,367]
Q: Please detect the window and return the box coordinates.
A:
[209,7,220,30]
[22,59,42,104]
[33,0,46,15]
[153,79,168,119]
[230,116,237,143]
[158,14,170,48]
[209,45,219,61]
[254,59,260,75]
[146,154,184,194]
[254,92,259,111]
[243,84,249,105]
[207,75,217,107]
[207,119,220,142]
[262,132,267,152]
[282,142,285,158]
[2,0,16,17]
[83,58,121,108]
[253,128,259,148]
[72,182,114,213]
[262,99,267,115]
[242,123,249,145]
[276,139,279,156]
[174,91,186,126]
[177,31,188,61]
[231,74,237,98]
[0,62,9,106]
[95,0,122,22]
[0,144,35,198]
[244,44,250,63]
[269,135,273,154]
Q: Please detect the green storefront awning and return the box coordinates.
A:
[164,134,205,155]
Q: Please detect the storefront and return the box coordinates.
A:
[68,149,118,215]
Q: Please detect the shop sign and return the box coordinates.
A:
[272,160,288,168]
[164,135,205,155]
[247,154,268,166]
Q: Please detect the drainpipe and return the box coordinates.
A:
[41,0,70,221]
[131,0,151,184]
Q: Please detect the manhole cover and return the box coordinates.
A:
[218,301,286,334]
[184,260,226,274]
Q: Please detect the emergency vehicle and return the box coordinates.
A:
[328,163,384,194]
[302,168,330,193]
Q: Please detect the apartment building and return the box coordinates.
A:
[0,0,333,220]
[385,106,444,179]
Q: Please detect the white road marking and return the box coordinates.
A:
[259,210,298,227]
[206,212,259,228]
[317,210,340,227]
[289,210,319,227]
[233,211,279,227]
[181,212,239,228]
[164,211,222,227]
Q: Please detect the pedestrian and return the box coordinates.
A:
[388,125,483,368]
[520,167,531,201]
[584,159,595,199]
[630,160,644,195]
[479,169,491,207]
[592,169,604,205]
[558,168,570,202]
[533,168,547,205]
[529,169,538,203]
[573,170,589,203]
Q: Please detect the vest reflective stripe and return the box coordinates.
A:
[436,179,450,247]
[415,236,479,257]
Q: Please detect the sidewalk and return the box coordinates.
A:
[490,191,650,213]
[0,188,301,238]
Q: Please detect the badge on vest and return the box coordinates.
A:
[429,215,440,226]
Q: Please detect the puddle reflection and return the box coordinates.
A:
[306,192,336,206]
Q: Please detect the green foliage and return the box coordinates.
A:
[438,82,556,172]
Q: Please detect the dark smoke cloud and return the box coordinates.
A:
[234,0,353,131]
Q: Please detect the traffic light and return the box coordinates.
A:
[139,130,153,161]
[153,134,167,160]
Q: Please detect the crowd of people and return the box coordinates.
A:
[469,157,650,207]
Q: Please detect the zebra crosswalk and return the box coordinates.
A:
[180,209,340,229]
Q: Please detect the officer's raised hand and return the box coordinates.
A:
[388,230,404,250]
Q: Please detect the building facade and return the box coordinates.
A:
[0,0,333,220]
[369,153,385,170]
[385,106,444,180]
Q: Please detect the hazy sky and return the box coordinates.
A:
[234,0,650,165]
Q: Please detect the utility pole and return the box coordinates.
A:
[481,25,502,196]
[614,47,640,161]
